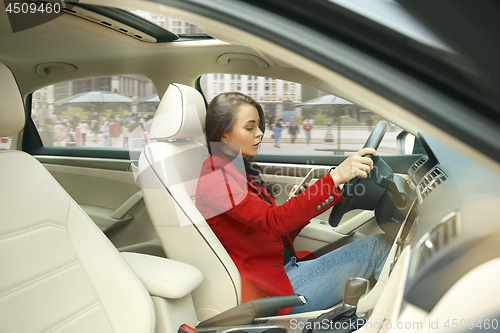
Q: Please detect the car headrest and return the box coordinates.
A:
[149,83,206,141]
[0,63,25,137]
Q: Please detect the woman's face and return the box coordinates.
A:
[221,103,263,157]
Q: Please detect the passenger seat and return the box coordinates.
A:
[0,63,201,332]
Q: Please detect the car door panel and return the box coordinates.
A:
[40,162,137,209]
[36,156,163,257]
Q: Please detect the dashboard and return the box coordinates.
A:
[393,133,500,315]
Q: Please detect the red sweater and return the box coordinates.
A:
[195,152,343,314]
[109,122,122,137]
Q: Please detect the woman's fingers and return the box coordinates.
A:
[359,156,374,169]
[330,148,378,185]
[358,166,369,178]
[288,184,306,200]
[358,147,377,156]
[359,162,371,173]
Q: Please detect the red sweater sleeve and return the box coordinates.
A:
[196,157,344,237]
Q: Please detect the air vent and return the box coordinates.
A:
[416,212,459,271]
[408,155,428,177]
[417,166,447,201]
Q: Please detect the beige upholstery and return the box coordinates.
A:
[0,63,25,137]
[0,62,156,332]
[138,83,242,321]
[121,252,203,299]
[149,84,207,141]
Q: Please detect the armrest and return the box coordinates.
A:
[197,294,307,327]
[121,252,203,299]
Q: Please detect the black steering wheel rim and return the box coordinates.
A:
[328,121,390,227]
[363,121,388,150]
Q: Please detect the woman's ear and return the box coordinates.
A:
[221,132,230,143]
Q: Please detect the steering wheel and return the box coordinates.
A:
[328,121,392,227]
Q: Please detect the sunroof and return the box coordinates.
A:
[125,9,211,39]
[65,4,211,43]
[64,4,178,42]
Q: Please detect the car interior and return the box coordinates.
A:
[1,1,500,333]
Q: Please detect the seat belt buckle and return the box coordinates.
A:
[178,324,198,333]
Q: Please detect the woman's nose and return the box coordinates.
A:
[256,128,263,137]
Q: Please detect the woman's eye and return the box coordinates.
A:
[246,127,254,131]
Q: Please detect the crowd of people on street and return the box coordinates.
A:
[271,118,314,147]
[35,112,387,150]
[35,112,153,148]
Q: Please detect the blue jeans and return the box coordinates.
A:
[285,234,391,314]
[305,131,311,144]
[275,135,282,147]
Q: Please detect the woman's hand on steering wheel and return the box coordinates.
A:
[330,148,378,186]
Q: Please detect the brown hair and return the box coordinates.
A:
[205,92,275,197]
[205,92,266,155]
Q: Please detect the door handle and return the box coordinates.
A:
[110,190,143,220]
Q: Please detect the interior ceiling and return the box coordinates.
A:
[0,5,320,97]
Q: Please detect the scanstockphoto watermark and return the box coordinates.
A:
[289,318,423,331]
[289,318,499,331]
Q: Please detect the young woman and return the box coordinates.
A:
[195,92,391,315]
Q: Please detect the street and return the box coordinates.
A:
[2,127,401,156]
[259,127,401,155]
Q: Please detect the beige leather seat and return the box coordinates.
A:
[0,63,158,332]
[138,83,242,321]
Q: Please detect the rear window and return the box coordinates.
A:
[31,75,156,149]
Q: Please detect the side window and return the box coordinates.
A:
[200,74,402,156]
[0,136,11,149]
[31,75,156,149]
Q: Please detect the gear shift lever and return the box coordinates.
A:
[343,277,370,309]
[312,277,370,333]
